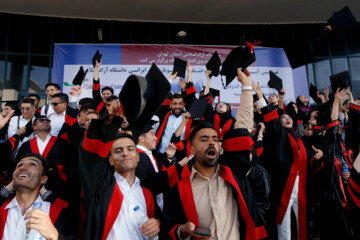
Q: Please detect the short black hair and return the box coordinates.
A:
[170,93,183,101]
[79,98,96,109]
[51,93,69,104]
[106,95,118,102]
[112,133,136,149]
[15,153,49,176]
[188,121,216,144]
[21,97,35,106]
[102,86,114,95]
[45,83,61,90]
[28,94,40,101]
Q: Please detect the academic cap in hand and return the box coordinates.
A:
[268,71,283,92]
[206,51,221,78]
[172,58,187,78]
[72,66,88,86]
[220,46,255,88]
[92,49,102,68]
[330,71,351,93]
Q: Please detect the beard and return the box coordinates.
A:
[172,109,182,117]
[195,146,219,167]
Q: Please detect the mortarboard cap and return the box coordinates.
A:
[309,84,322,105]
[119,63,171,140]
[284,45,314,69]
[220,46,255,88]
[92,49,102,68]
[206,51,222,78]
[72,66,88,86]
[209,88,220,98]
[312,102,332,126]
[172,58,187,78]
[268,71,283,92]
[327,6,359,38]
[188,98,209,120]
[330,71,352,93]
[201,87,220,98]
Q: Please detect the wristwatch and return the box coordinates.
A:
[242,86,253,91]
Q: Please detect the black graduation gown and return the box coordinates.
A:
[135,150,182,195]
[0,196,75,239]
[163,127,269,240]
[92,78,107,116]
[79,115,161,240]
[17,135,70,200]
[261,104,319,239]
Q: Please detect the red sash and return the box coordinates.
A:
[30,136,57,158]
[275,134,308,240]
[101,184,155,240]
[96,101,105,113]
[213,114,233,140]
[156,111,172,146]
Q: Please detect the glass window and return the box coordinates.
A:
[0,14,8,52]
[29,56,50,93]
[274,25,293,48]
[328,36,346,56]
[309,24,329,57]
[132,22,150,44]
[206,24,223,45]
[349,58,360,81]
[0,54,5,90]
[352,80,360,99]
[306,63,315,85]
[151,23,170,44]
[331,58,348,74]
[258,25,276,47]
[187,24,205,45]
[93,20,112,43]
[314,59,332,92]
[347,31,360,56]
[223,25,242,46]
[53,18,74,44]
[6,55,28,92]
[113,21,132,43]
[73,19,93,43]
[31,17,52,54]
[8,15,31,53]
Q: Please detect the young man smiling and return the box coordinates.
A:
[80,133,161,239]
[0,153,74,239]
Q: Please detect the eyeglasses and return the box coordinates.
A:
[51,102,64,106]
[21,107,32,111]
[38,119,51,123]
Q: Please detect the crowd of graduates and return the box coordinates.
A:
[0,47,359,240]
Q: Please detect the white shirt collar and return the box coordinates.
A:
[114,172,140,188]
[35,133,52,142]
[5,195,44,210]
[137,145,152,155]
